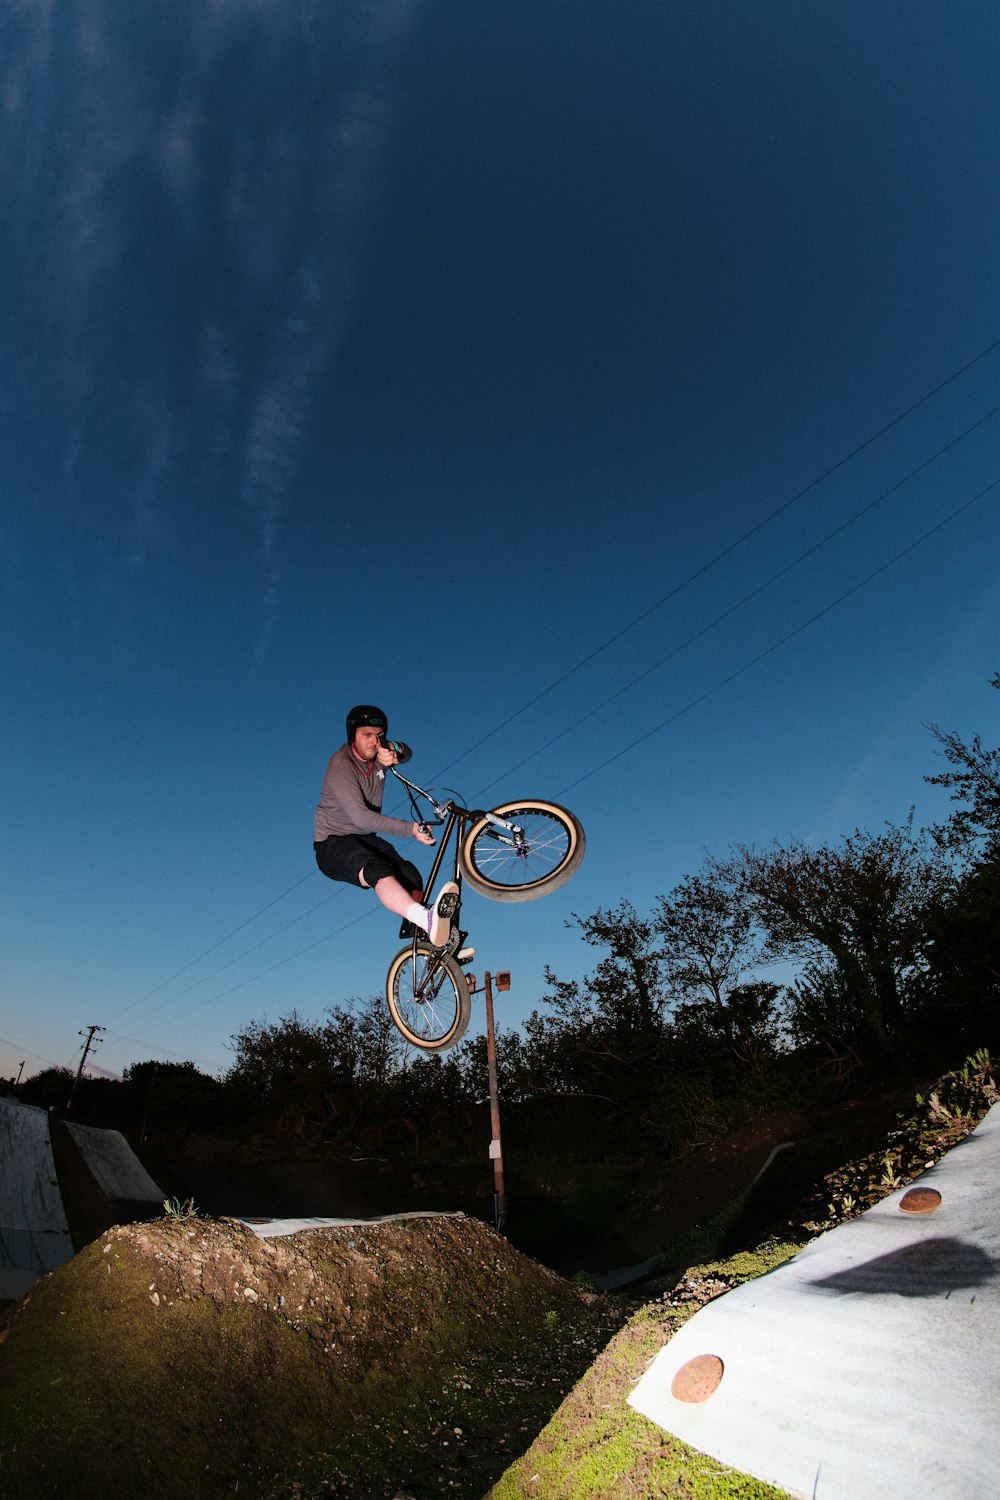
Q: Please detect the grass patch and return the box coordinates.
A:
[487,1240,800,1500]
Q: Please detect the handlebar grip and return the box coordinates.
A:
[378,735,412,765]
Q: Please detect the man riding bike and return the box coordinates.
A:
[313,705,458,946]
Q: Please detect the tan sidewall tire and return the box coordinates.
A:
[385,945,472,1051]
[459,800,585,903]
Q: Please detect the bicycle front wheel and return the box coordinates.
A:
[386,944,471,1051]
[460,800,585,902]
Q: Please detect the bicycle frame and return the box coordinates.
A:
[390,766,529,871]
[383,773,584,1049]
[389,767,528,994]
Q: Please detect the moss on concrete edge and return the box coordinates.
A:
[487,1239,801,1500]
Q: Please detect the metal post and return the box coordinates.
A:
[140,1062,159,1143]
[483,971,507,1233]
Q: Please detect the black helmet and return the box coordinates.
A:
[345,704,388,744]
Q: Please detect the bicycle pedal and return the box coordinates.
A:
[437,891,459,919]
[457,947,475,965]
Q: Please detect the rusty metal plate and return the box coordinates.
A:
[899,1187,942,1214]
[671,1353,724,1403]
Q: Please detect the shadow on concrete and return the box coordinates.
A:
[810,1235,997,1297]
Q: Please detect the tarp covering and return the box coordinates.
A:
[65,1121,163,1203]
[629,1101,1000,1500]
[0,1097,73,1298]
[243,1210,464,1238]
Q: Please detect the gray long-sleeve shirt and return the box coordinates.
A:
[313,743,413,842]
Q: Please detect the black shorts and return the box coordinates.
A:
[313,833,423,895]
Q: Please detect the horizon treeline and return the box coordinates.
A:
[11,675,999,1174]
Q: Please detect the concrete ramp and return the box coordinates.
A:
[0,1098,73,1299]
[629,1101,1000,1500]
[64,1121,163,1204]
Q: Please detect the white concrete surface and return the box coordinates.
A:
[65,1121,163,1201]
[0,1098,73,1298]
[629,1101,1000,1500]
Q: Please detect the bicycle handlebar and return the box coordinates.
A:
[389,766,485,823]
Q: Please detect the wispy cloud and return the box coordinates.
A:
[231,2,423,656]
[1,0,422,651]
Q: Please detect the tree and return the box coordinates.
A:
[18,1066,73,1111]
[924,672,1000,860]
[918,675,1000,1047]
[323,995,407,1089]
[502,903,673,1136]
[565,900,666,1035]
[672,979,787,1071]
[226,1010,350,1136]
[122,1060,226,1137]
[653,869,783,1066]
[784,960,866,1077]
[733,819,953,1063]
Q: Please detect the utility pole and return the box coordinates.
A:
[66,1025,105,1117]
[476,969,510,1233]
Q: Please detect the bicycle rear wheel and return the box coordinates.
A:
[386,944,471,1051]
[460,800,585,903]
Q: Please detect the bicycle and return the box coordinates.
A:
[383,766,585,1053]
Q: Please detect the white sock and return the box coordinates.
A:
[405,901,429,932]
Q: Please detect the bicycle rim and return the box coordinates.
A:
[386,945,471,1051]
[460,800,585,902]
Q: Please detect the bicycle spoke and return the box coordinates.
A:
[460,800,585,903]
[386,946,470,1051]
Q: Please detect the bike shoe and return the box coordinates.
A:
[426,881,460,946]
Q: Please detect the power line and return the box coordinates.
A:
[474,401,1000,796]
[98,337,1000,1045]
[101,1029,228,1077]
[431,333,1000,783]
[108,886,344,1027]
[106,868,319,1025]
[556,476,1000,796]
[113,476,998,1034]
[125,904,381,1036]
[0,1034,72,1075]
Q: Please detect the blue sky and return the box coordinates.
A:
[2,0,999,1082]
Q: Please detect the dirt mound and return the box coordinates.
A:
[0,1213,623,1500]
